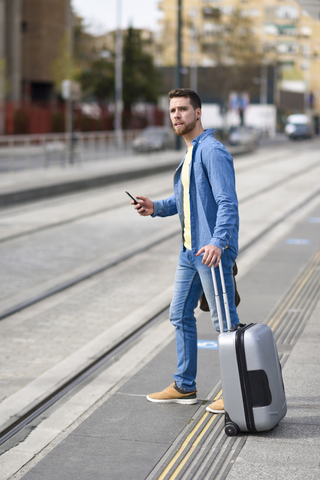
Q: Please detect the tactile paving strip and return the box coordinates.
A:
[147,249,320,480]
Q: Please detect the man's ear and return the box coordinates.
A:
[196,108,201,120]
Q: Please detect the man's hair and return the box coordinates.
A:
[168,88,202,110]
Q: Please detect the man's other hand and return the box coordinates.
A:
[196,245,222,267]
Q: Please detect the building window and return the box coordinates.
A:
[276,43,298,54]
[275,6,299,20]
[240,9,261,18]
[300,44,310,56]
[300,26,312,37]
[264,24,278,36]
[278,25,297,36]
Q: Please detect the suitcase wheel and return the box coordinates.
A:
[225,422,238,437]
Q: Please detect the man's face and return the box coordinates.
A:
[169,97,200,136]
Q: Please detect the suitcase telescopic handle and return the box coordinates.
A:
[211,262,232,332]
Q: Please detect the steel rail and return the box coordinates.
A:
[1,202,319,447]
[0,148,319,447]
[0,228,180,321]
[0,144,315,245]
[0,306,170,446]
[1,155,320,322]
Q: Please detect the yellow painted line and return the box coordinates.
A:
[268,248,320,332]
[169,414,217,480]
[157,389,222,480]
[268,268,314,331]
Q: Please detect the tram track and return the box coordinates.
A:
[0,186,319,450]
[1,146,320,322]
[0,143,317,245]
[0,143,320,455]
[1,173,320,323]
[147,247,320,480]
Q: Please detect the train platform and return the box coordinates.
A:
[1,189,320,479]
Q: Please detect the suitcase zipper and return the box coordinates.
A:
[235,324,257,433]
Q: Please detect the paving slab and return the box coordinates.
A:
[17,200,320,480]
[0,143,266,207]
[227,298,320,479]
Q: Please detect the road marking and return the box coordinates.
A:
[157,390,222,480]
[286,238,310,245]
[268,248,320,331]
[197,340,218,350]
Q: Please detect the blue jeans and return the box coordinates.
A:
[169,248,239,392]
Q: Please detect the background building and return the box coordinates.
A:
[156,0,320,119]
[0,0,71,103]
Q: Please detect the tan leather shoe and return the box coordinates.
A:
[147,382,197,404]
[206,396,225,413]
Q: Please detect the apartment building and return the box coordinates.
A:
[0,0,71,103]
[156,0,320,111]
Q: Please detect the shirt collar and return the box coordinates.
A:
[191,128,214,146]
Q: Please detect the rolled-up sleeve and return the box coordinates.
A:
[152,195,178,218]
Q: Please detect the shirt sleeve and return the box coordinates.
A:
[202,144,238,251]
[152,194,178,218]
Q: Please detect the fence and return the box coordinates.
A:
[0,130,142,172]
[1,102,165,135]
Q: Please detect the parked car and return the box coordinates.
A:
[228,126,259,148]
[285,114,313,140]
[132,127,175,153]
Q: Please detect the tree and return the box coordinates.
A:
[122,27,161,110]
[77,27,162,109]
[51,13,95,95]
[200,8,263,113]
[79,57,115,102]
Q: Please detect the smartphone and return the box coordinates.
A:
[125,191,139,205]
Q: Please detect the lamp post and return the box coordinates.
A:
[175,0,182,89]
[190,11,198,92]
[115,0,123,149]
[175,0,182,150]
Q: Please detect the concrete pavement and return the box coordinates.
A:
[1,139,319,478]
[0,143,256,207]
[2,191,319,479]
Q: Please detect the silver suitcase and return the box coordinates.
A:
[211,262,287,436]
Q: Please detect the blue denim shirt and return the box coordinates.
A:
[152,129,239,256]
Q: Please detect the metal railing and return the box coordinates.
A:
[0,130,142,172]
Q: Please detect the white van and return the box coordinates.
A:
[285,114,313,140]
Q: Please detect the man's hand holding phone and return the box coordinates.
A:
[125,191,154,216]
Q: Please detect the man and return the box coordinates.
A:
[131,88,240,413]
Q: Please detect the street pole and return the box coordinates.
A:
[65,0,74,164]
[190,11,198,93]
[115,0,123,149]
[0,0,5,134]
[175,0,182,150]
[175,0,182,89]
[260,63,268,105]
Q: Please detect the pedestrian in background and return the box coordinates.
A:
[131,88,240,413]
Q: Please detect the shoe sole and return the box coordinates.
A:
[206,406,225,413]
[147,395,197,405]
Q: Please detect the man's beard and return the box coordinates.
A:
[173,117,197,136]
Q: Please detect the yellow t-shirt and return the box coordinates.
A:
[181,146,193,250]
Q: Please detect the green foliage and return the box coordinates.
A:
[281,67,304,81]
[200,8,263,100]
[51,33,79,92]
[79,58,115,101]
[0,58,9,100]
[77,27,162,109]
[122,27,161,109]
[201,8,262,67]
